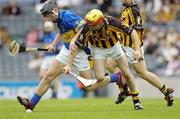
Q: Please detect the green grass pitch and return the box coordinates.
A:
[0,98,179,119]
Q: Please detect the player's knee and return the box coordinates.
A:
[96,75,105,81]
[106,62,116,71]
[106,62,112,69]
[39,70,47,80]
[43,72,55,83]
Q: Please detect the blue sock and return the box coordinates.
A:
[31,93,41,106]
[110,73,119,83]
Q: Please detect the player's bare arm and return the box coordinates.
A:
[48,33,62,52]
[130,30,142,61]
[69,28,83,53]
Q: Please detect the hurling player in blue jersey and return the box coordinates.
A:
[16,0,89,111]
[16,0,125,112]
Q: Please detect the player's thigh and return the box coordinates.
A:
[39,69,48,80]
[106,57,117,72]
[91,46,108,80]
[93,59,107,80]
[115,55,131,75]
[44,59,65,80]
[122,45,148,75]
[40,56,56,79]
[132,59,148,75]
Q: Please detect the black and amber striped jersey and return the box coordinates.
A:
[75,16,133,49]
[119,3,144,48]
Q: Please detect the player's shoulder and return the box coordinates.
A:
[59,9,79,18]
[59,9,82,25]
[60,9,74,17]
[130,3,140,13]
[105,16,116,23]
[105,16,120,26]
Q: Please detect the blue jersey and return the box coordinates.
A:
[56,10,85,44]
[56,10,90,56]
[42,32,61,56]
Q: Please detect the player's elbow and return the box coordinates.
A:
[42,71,56,84]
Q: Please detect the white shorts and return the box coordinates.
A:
[40,56,56,70]
[122,46,145,64]
[56,46,90,71]
[91,42,125,60]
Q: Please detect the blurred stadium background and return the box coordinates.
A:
[0,0,179,99]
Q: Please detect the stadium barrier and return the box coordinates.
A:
[0,79,83,99]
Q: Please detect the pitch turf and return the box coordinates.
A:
[0,98,179,119]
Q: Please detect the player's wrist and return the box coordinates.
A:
[49,44,56,49]
[51,43,56,47]
[134,44,140,51]
[134,47,140,51]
